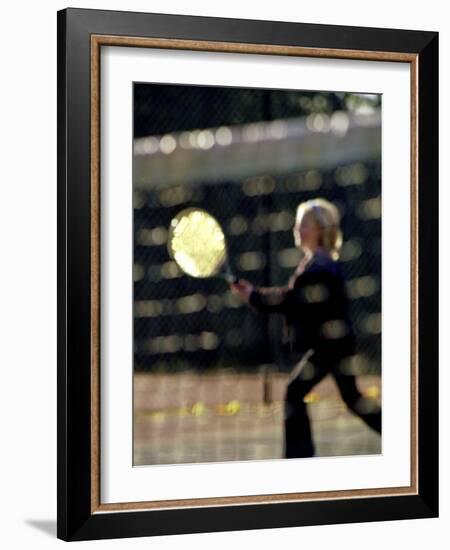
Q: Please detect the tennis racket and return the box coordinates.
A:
[168,207,237,284]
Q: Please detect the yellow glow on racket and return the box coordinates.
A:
[168,208,227,278]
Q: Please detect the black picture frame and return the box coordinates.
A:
[57,7,438,542]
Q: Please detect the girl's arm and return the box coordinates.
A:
[231,266,341,317]
[248,285,291,314]
[231,279,292,314]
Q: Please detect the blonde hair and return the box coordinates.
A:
[296,198,343,260]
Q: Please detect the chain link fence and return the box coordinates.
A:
[133,84,381,377]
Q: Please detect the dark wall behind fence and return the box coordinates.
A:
[133,84,381,375]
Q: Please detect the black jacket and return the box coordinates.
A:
[248,249,356,360]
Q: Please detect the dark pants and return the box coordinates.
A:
[283,350,382,458]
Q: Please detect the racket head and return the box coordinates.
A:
[168,208,228,279]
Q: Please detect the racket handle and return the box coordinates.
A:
[221,272,238,284]
[220,261,237,284]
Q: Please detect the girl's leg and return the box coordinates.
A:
[283,353,330,458]
[332,360,382,434]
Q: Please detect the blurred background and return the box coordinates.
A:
[133,84,381,466]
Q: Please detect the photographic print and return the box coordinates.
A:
[132,84,382,466]
[58,8,438,541]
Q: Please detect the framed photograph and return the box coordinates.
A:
[57,8,438,542]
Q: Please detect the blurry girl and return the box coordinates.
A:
[231,198,381,458]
